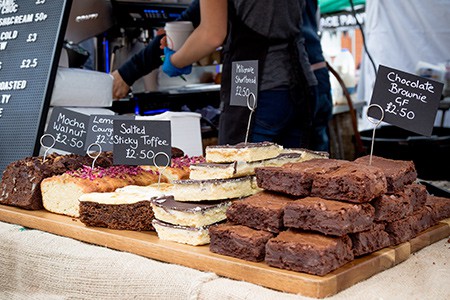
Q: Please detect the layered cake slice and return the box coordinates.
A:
[0,152,112,210]
[209,223,275,262]
[283,197,375,236]
[354,155,417,193]
[151,196,231,227]
[79,192,154,231]
[152,219,212,246]
[41,165,162,217]
[170,176,260,201]
[205,142,283,163]
[311,162,387,203]
[189,152,304,180]
[349,223,391,257]
[255,159,347,197]
[265,230,354,276]
[226,191,295,233]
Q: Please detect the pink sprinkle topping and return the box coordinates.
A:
[66,165,150,180]
[171,155,205,169]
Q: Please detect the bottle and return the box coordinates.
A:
[333,48,356,94]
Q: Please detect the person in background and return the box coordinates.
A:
[162,0,317,148]
[112,1,200,100]
[302,0,333,152]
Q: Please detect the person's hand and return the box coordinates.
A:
[112,70,130,100]
[162,47,192,77]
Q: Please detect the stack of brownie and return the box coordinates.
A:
[209,156,450,276]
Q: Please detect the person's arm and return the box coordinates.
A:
[169,0,227,68]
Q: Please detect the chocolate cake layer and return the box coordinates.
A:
[226,191,294,233]
[311,162,387,203]
[371,192,414,222]
[283,197,375,236]
[349,223,391,256]
[79,200,154,231]
[265,230,354,276]
[209,223,274,262]
[354,155,416,193]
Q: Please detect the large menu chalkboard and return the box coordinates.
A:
[0,0,72,173]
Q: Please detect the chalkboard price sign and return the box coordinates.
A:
[230,60,258,107]
[0,0,72,173]
[45,107,89,155]
[368,65,444,136]
[85,115,134,152]
[113,119,171,166]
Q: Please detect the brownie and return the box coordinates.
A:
[354,155,417,193]
[209,223,274,262]
[385,207,434,245]
[255,159,347,197]
[425,195,450,223]
[349,223,391,256]
[226,191,294,233]
[311,162,387,203]
[265,230,354,276]
[404,183,428,211]
[79,200,154,231]
[283,197,375,236]
[0,153,112,210]
[371,192,414,222]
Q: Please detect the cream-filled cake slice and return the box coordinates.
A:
[151,196,231,227]
[152,219,212,246]
[205,142,283,163]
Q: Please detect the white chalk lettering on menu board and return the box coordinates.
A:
[230,60,258,107]
[0,0,71,173]
[368,65,444,137]
[113,120,171,166]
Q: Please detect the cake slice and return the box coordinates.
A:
[311,162,387,203]
[152,219,212,246]
[205,142,283,163]
[189,152,304,180]
[265,230,354,276]
[209,223,274,262]
[283,197,375,236]
[354,155,417,193]
[151,196,231,227]
[79,192,154,230]
[41,165,162,217]
[349,223,391,257]
[371,192,414,222]
[226,191,294,233]
[170,176,260,201]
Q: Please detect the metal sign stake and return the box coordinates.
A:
[40,134,56,162]
[245,93,257,144]
[366,104,385,165]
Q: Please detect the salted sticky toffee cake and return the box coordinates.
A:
[205,142,283,163]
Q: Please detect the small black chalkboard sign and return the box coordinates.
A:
[368,65,444,136]
[85,115,133,152]
[113,119,171,166]
[45,107,89,155]
[230,60,258,107]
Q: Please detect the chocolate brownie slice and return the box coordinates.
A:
[385,207,434,245]
[226,191,294,233]
[425,195,450,223]
[255,159,346,197]
[349,223,391,256]
[209,223,274,262]
[404,183,428,211]
[283,197,375,236]
[311,162,387,203]
[354,155,416,193]
[265,230,354,276]
[371,192,414,222]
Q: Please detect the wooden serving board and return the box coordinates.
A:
[0,205,449,298]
